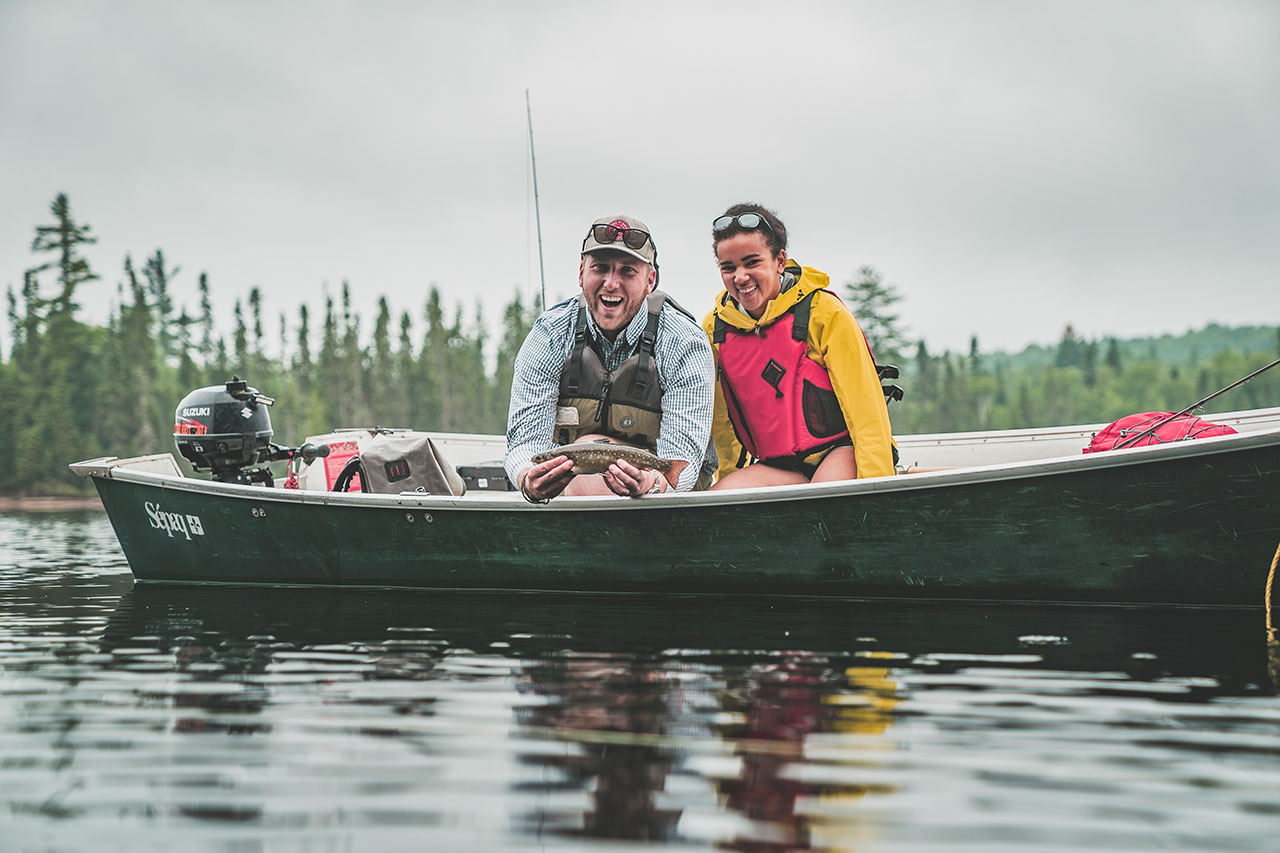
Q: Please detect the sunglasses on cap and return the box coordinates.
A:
[590,223,652,251]
[712,212,774,233]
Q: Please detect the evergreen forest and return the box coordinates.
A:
[5,195,1279,496]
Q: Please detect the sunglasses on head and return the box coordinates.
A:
[590,224,652,251]
[712,212,773,233]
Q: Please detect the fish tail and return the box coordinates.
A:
[662,459,688,489]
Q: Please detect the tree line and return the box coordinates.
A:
[3,195,1277,495]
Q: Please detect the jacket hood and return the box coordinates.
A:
[711,261,831,332]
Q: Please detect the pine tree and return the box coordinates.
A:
[248,287,265,358]
[27,193,99,314]
[1055,325,1086,369]
[294,304,313,390]
[318,293,340,428]
[15,195,104,492]
[142,249,179,360]
[1104,337,1122,371]
[337,281,367,427]
[495,290,534,428]
[844,265,910,365]
[113,255,162,455]
[232,299,248,364]
[1083,341,1098,387]
[198,273,215,363]
[370,296,404,426]
[396,310,417,427]
[418,287,446,429]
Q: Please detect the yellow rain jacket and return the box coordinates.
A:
[702,262,896,481]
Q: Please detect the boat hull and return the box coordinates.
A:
[82,431,1280,607]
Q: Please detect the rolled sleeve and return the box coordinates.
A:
[504,312,570,484]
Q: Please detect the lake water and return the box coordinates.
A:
[2,511,1278,852]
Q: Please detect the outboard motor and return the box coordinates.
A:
[174,377,277,484]
[174,377,331,487]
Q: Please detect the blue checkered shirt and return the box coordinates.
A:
[505,294,717,491]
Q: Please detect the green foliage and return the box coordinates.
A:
[892,345,1280,435]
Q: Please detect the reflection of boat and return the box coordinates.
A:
[102,586,1273,691]
[73,407,1280,606]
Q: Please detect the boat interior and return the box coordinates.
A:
[71,406,1280,501]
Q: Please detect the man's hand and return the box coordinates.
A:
[518,455,575,503]
[603,458,663,498]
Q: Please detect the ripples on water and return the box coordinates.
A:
[1,512,1278,851]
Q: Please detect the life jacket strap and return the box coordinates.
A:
[712,316,727,345]
[791,290,816,342]
[627,292,666,400]
[566,302,590,395]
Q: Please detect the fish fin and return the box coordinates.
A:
[663,459,688,489]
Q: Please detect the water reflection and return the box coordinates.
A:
[3,547,1278,849]
[106,588,1277,847]
[517,655,689,841]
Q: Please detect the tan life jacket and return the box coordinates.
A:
[555,291,690,450]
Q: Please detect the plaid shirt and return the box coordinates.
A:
[505,294,717,491]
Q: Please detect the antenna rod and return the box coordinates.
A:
[526,89,547,310]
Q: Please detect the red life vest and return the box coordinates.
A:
[714,291,849,463]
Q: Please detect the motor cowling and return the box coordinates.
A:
[174,377,275,481]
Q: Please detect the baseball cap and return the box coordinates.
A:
[580,215,658,266]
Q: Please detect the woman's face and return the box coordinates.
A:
[715,231,785,319]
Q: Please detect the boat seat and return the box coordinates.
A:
[456,461,513,492]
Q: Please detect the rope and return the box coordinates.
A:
[1267,538,1279,635]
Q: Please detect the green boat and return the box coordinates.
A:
[71,407,1280,607]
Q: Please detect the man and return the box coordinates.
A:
[506,214,716,502]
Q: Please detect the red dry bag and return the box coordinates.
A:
[1083,412,1237,454]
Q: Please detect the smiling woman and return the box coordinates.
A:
[703,203,897,490]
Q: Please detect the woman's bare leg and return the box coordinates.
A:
[811,446,856,483]
[709,463,809,491]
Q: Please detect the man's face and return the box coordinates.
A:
[579,250,656,340]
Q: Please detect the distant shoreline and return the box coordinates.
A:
[0,496,104,512]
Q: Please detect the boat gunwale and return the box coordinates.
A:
[71,419,1280,513]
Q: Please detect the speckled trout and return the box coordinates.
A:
[532,442,687,489]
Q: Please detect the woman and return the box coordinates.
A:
[702,203,896,490]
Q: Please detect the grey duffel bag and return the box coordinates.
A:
[333,429,466,496]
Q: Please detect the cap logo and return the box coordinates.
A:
[608,219,629,232]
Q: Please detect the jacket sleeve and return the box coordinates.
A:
[809,292,897,478]
[702,311,745,482]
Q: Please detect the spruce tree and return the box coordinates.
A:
[198,273,215,362]
[1055,325,1086,369]
[142,250,179,360]
[844,265,910,365]
[27,193,98,314]
[17,195,103,492]
[295,304,312,390]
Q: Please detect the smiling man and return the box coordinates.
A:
[505,214,717,502]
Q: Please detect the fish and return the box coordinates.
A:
[532,441,688,489]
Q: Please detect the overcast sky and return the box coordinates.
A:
[2,0,1277,359]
